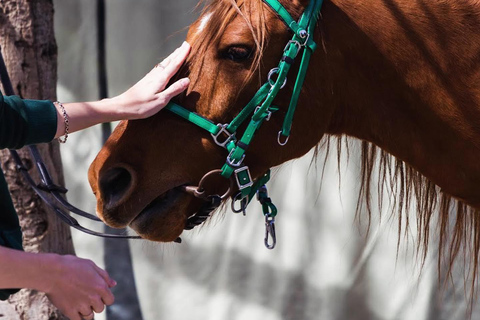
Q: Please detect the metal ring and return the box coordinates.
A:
[268,68,287,89]
[231,192,248,214]
[183,169,233,200]
[277,131,289,146]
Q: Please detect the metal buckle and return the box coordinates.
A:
[211,124,235,148]
[226,148,245,168]
[234,166,253,190]
[254,106,272,121]
[268,67,287,89]
[283,40,302,58]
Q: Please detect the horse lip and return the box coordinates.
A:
[130,184,187,227]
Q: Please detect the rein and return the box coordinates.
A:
[167,0,324,249]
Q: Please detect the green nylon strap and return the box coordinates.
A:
[166,102,219,135]
[222,0,324,197]
[221,116,266,179]
[262,0,300,34]
[227,82,271,133]
[278,0,324,138]
[247,171,271,205]
[281,46,313,137]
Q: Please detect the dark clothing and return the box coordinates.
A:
[0,93,56,300]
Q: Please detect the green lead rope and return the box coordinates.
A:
[165,0,324,249]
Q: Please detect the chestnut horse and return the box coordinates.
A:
[89,0,480,287]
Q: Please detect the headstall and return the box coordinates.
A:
[167,0,324,249]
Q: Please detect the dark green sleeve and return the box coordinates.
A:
[0,93,57,149]
[0,168,23,300]
[0,93,56,299]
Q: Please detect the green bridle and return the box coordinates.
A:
[166,0,324,249]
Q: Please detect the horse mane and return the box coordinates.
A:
[193,0,480,302]
[317,136,480,303]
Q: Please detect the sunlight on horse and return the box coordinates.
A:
[88,0,480,297]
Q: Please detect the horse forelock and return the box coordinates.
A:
[189,0,269,89]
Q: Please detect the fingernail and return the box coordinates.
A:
[111,280,117,287]
[182,78,190,86]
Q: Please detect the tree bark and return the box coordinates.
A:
[0,0,74,319]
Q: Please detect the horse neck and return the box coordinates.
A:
[314,0,480,207]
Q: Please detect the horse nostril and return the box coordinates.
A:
[99,167,133,207]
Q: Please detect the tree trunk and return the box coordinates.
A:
[0,0,74,319]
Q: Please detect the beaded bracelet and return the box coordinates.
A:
[54,101,69,143]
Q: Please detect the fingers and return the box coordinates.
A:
[156,42,191,84]
[91,296,106,313]
[157,41,190,71]
[158,78,190,103]
[93,264,117,288]
[78,308,94,320]
[101,287,115,306]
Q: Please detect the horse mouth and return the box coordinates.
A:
[139,188,183,219]
[128,185,191,241]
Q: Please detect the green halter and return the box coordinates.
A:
[166,0,324,249]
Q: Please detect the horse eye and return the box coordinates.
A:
[224,46,252,62]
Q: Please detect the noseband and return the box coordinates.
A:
[168,0,324,249]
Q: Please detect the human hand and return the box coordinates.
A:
[113,41,191,120]
[41,254,116,320]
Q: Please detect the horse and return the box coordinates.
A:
[88,0,480,292]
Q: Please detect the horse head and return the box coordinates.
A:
[88,0,331,242]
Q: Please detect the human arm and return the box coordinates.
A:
[0,42,190,148]
[0,245,115,320]
[54,41,190,139]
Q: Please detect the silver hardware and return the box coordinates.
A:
[277,131,289,146]
[231,192,248,215]
[264,216,276,249]
[283,40,302,58]
[298,29,308,39]
[226,149,246,167]
[255,106,272,121]
[298,30,310,47]
[268,68,287,89]
[181,169,233,200]
[234,166,253,190]
[211,124,235,148]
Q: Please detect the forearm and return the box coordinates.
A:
[53,42,190,140]
[54,98,121,139]
[0,246,53,292]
